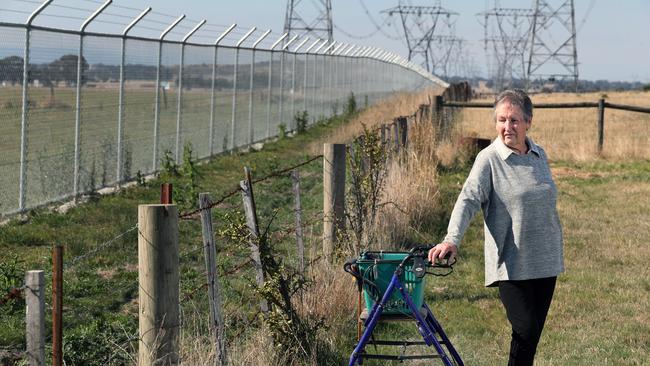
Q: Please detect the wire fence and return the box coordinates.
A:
[0,0,447,217]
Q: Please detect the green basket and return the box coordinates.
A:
[357,251,424,315]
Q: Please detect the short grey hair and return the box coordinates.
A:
[494,89,533,122]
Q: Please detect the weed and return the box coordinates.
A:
[278,122,287,139]
[345,92,357,117]
[294,110,308,134]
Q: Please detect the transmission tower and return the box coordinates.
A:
[527,0,579,91]
[381,1,462,78]
[284,0,333,43]
[478,4,535,90]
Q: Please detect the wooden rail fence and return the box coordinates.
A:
[438,98,650,153]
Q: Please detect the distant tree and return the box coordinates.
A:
[49,54,88,86]
[0,56,24,85]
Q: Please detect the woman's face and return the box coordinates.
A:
[495,101,531,153]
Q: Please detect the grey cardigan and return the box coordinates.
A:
[444,137,564,286]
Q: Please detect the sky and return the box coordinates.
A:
[2,0,649,82]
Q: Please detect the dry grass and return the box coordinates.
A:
[180,90,650,365]
[456,91,650,161]
[307,87,444,155]
[372,120,446,247]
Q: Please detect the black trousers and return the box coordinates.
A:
[498,276,557,366]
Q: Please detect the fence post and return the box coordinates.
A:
[210,24,236,158]
[291,51,297,130]
[138,204,180,366]
[177,21,206,161]
[323,143,346,262]
[240,167,269,313]
[279,51,286,129]
[25,270,44,366]
[249,30,271,146]
[598,98,605,154]
[397,117,408,149]
[230,27,256,151]
[291,170,305,274]
[266,50,274,139]
[73,1,111,200]
[117,8,151,185]
[198,193,226,366]
[392,120,400,151]
[20,1,53,211]
[153,15,184,171]
[52,245,63,366]
[160,183,172,204]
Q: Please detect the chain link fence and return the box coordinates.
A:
[0,1,447,216]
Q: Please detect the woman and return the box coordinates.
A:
[428,89,564,365]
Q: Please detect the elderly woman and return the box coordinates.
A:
[428,89,564,365]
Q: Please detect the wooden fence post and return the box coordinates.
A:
[52,246,63,366]
[392,121,400,151]
[434,95,444,139]
[598,98,605,154]
[25,270,44,366]
[240,167,268,313]
[379,124,386,144]
[198,193,226,366]
[397,117,408,149]
[323,144,346,262]
[291,171,305,274]
[138,204,180,366]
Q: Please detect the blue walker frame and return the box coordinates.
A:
[347,247,464,366]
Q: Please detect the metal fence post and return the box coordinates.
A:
[52,245,63,366]
[73,0,111,200]
[249,30,271,145]
[176,20,206,161]
[291,37,310,131]
[303,40,318,119]
[279,35,299,130]
[19,0,52,212]
[311,40,327,122]
[230,27,256,151]
[209,24,236,157]
[266,34,288,139]
[152,15,184,171]
[322,42,336,118]
[117,7,150,185]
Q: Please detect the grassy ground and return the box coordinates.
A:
[0,89,435,365]
[376,158,650,365]
[1,89,649,365]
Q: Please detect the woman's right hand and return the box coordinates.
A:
[428,242,458,264]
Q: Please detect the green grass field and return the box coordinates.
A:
[0,83,344,214]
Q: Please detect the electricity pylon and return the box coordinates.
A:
[381,1,461,77]
[527,0,579,91]
[283,0,333,42]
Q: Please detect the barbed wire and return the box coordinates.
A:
[178,154,323,220]
[66,224,138,269]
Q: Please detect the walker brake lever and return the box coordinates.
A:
[412,257,427,278]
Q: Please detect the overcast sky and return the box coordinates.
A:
[2,0,648,82]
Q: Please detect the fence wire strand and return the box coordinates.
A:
[178,154,323,220]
